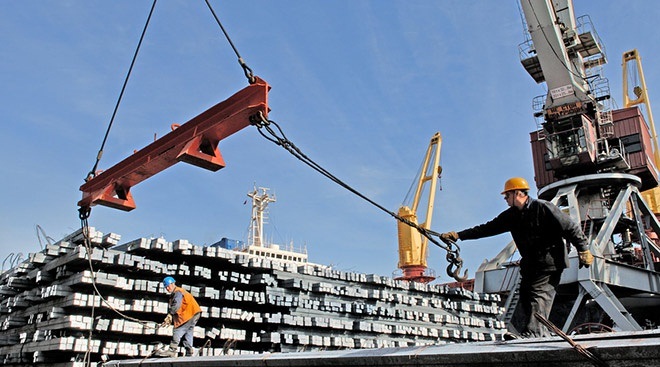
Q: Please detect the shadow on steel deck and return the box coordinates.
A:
[104,329,660,366]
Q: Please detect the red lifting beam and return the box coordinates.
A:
[79,76,270,212]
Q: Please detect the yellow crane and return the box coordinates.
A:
[396,132,442,283]
[623,49,660,216]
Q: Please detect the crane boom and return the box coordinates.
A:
[623,49,660,216]
[520,0,616,178]
[520,0,593,110]
[396,132,442,283]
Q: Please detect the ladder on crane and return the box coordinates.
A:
[499,268,521,325]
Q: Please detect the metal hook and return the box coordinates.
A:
[447,259,469,282]
[437,236,469,282]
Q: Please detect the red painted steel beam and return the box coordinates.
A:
[78,76,270,211]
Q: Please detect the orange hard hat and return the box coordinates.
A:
[501,177,530,194]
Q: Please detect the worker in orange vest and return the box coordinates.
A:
[156,276,202,357]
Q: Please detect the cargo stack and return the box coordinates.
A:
[0,227,506,366]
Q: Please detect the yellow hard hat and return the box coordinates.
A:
[501,177,530,194]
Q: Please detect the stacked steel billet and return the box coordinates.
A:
[0,228,505,365]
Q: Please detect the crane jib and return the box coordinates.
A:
[78,77,270,212]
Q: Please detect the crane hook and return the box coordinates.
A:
[439,237,469,282]
[446,258,469,282]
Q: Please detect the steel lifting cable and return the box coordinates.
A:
[84,0,158,187]
[250,112,468,281]
[74,2,259,362]
[534,312,608,367]
[76,3,163,362]
[81,0,252,216]
[80,217,162,330]
[204,0,255,84]
[79,217,163,367]
[75,2,261,360]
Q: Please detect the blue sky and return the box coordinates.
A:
[1,1,659,281]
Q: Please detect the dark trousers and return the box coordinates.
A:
[172,313,201,349]
[518,270,562,337]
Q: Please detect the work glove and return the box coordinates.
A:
[161,314,173,327]
[578,250,594,268]
[440,231,459,242]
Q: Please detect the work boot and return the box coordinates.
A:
[520,331,538,338]
[503,332,520,341]
[155,343,179,358]
[186,347,197,357]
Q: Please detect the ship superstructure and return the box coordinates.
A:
[240,186,308,264]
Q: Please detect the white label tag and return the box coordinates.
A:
[550,85,574,99]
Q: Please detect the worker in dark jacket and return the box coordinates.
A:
[441,177,594,338]
[156,276,202,357]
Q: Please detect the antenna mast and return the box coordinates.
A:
[247,186,276,247]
